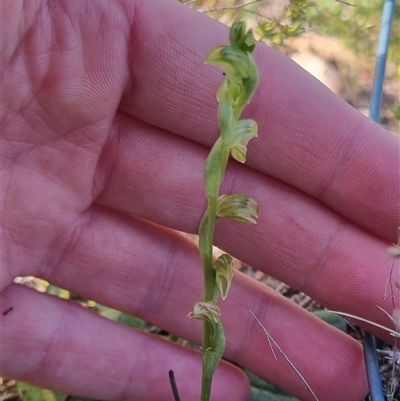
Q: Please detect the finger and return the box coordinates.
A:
[120,0,398,241]
[33,207,368,400]
[96,113,399,331]
[1,284,249,401]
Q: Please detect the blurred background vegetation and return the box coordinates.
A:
[2,1,399,401]
[180,0,399,61]
[180,0,399,132]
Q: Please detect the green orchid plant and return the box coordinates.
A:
[188,21,260,401]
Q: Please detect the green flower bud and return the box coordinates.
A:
[206,45,252,82]
[230,119,258,163]
[216,194,258,224]
[188,301,221,324]
[229,21,256,54]
[213,254,234,300]
[207,44,258,123]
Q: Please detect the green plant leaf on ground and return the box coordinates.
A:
[96,304,147,330]
[247,371,301,401]
[250,387,301,401]
[393,104,400,121]
[312,310,347,332]
[46,284,70,299]
[17,382,66,401]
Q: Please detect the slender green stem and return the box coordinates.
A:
[188,21,259,401]
[199,211,216,302]
[200,142,230,302]
[198,145,229,401]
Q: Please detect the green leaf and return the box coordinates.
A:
[46,284,70,299]
[393,104,400,120]
[97,305,147,330]
[313,310,347,332]
[17,383,66,401]
[250,386,301,401]
[246,371,301,401]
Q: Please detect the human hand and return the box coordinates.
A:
[1,1,398,400]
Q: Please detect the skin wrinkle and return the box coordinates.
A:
[137,229,186,317]
[3,162,59,247]
[122,5,220,136]
[0,1,22,68]
[334,133,398,233]
[123,0,150,104]
[289,209,342,287]
[23,11,53,109]
[33,300,75,384]
[12,141,89,211]
[4,64,38,122]
[1,0,42,70]
[115,118,203,224]
[101,116,205,224]
[12,292,62,381]
[251,78,348,201]
[95,325,143,401]
[117,361,140,401]
[45,210,92,283]
[91,118,123,203]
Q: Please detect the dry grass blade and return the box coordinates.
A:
[335,0,356,6]
[328,310,400,338]
[249,310,320,401]
[202,0,262,14]
[384,227,400,308]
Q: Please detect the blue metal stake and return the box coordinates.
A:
[364,0,395,400]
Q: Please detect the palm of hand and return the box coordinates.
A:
[2,1,130,288]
